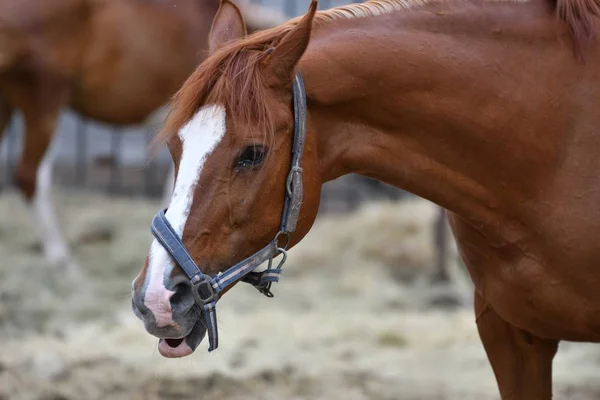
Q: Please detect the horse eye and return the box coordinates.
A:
[236,145,267,168]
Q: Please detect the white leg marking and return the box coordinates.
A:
[29,138,73,267]
[143,104,226,327]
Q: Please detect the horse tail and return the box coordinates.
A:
[236,0,289,33]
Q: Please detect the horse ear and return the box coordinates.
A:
[209,0,248,54]
[262,0,317,86]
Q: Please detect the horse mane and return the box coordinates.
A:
[154,29,280,148]
[154,0,600,147]
[554,0,600,57]
[152,0,432,148]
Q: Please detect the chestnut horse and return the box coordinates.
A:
[132,0,600,397]
[0,0,284,273]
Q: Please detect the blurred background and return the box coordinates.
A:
[0,0,599,399]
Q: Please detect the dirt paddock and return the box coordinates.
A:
[0,189,598,400]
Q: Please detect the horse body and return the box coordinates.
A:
[0,0,284,271]
[301,1,600,343]
[130,0,600,397]
[71,0,218,124]
[0,0,275,123]
[312,4,600,394]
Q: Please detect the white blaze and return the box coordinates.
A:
[143,104,226,327]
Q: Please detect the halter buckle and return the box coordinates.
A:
[274,231,291,250]
[191,274,218,306]
[286,166,303,198]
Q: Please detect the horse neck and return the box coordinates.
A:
[301,0,575,239]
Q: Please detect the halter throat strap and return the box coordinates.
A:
[150,72,307,352]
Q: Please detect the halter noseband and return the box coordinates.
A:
[149,72,307,352]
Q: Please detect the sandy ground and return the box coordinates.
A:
[0,189,598,400]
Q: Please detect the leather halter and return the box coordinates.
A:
[150,72,307,352]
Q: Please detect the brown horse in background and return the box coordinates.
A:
[0,0,285,273]
[131,0,600,397]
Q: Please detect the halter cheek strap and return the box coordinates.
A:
[150,72,307,352]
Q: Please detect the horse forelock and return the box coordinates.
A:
[152,31,283,152]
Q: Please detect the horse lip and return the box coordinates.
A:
[183,320,207,350]
[157,321,207,358]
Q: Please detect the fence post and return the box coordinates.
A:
[144,128,156,197]
[285,0,297,17]
[75,117,88,187]
[3,116,16,187]
[431,207,450,283]
[109,127,122,194]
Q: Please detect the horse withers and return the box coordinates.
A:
[132,0,600,397]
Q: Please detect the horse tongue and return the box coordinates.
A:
[157,322,207,358]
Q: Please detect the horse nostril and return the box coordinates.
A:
[171,282,187,304]
[131,293,148,319]
[170,282,195,313]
